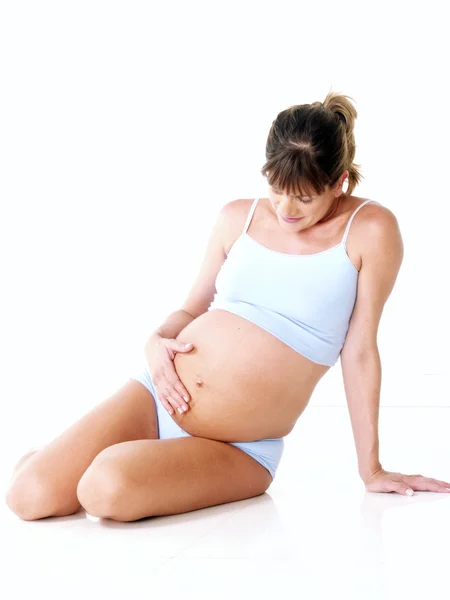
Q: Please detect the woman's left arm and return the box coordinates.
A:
[340,206,403,479]
[343,349,450,494]
[340,206,450,495]
[341,350,382,483]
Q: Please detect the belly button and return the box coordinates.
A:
[196,377,204,387]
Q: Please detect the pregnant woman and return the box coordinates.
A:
[7,91,450,522]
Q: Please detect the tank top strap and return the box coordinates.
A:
[243,197,260,233]
[342,199,378,249]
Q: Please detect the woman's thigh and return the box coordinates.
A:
[76,436,274,521]
[130,365,285,481]
[6,378,159,520]
[78,366,285,521]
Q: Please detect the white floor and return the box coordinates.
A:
[3,406,450,600]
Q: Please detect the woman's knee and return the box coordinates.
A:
[6,467,80,521]
[76,457,128,518]
[6,469,56,520]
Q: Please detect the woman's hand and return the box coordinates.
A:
[145,334,194,415]
[364,467,450,496]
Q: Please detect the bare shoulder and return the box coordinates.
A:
[340,199,404,359]
[224,198,253,219]
[354,198,404,262]
[353,196,398,220]
[362,199,400,234]
[349,196,401,239]
[221,198,253,254]
[342,196,402,272]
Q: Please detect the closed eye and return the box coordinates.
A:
[272,188,314,203]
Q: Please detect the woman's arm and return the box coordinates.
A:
[340,206,450,495]
[342,350,382,482]
[340,205,404,481]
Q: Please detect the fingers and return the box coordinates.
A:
[160,392,187,415]
[173,380,191,406]
[158,393,175,415]
[430,478,450,488]
[399,475,450,494]
[169,382,191,414]
[367,472,450,496]
[157,387,190,415]
[410,478,450,493]
[154,373,191,415]
[388,482,414,496]
[149,341,193,415]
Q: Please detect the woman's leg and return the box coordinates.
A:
[9,446,45,482]
[6,379,158,520]
[77,437,272,522]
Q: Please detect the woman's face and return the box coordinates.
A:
[267,173,348,231]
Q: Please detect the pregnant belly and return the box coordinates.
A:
[168,309,329,442]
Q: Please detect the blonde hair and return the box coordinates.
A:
[260,88,364,197]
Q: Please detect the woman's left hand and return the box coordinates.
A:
[364,467,450,496]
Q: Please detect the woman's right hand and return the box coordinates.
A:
[144,335,194,415]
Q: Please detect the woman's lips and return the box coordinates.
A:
[281,214,303,223]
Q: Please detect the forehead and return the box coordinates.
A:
[270,182,316,197]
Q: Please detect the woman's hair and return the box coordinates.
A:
[260,89,363,198]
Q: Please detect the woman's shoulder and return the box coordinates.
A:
[344,195,397,227]
[346,196,401,254]
[351,195,397,221]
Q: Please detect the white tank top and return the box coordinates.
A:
[208,197,378,366]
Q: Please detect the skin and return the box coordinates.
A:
[269,171,450,496]
[267,170,349,232]
[9,170,449,522]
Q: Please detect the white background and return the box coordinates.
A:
[1,0,449,457]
